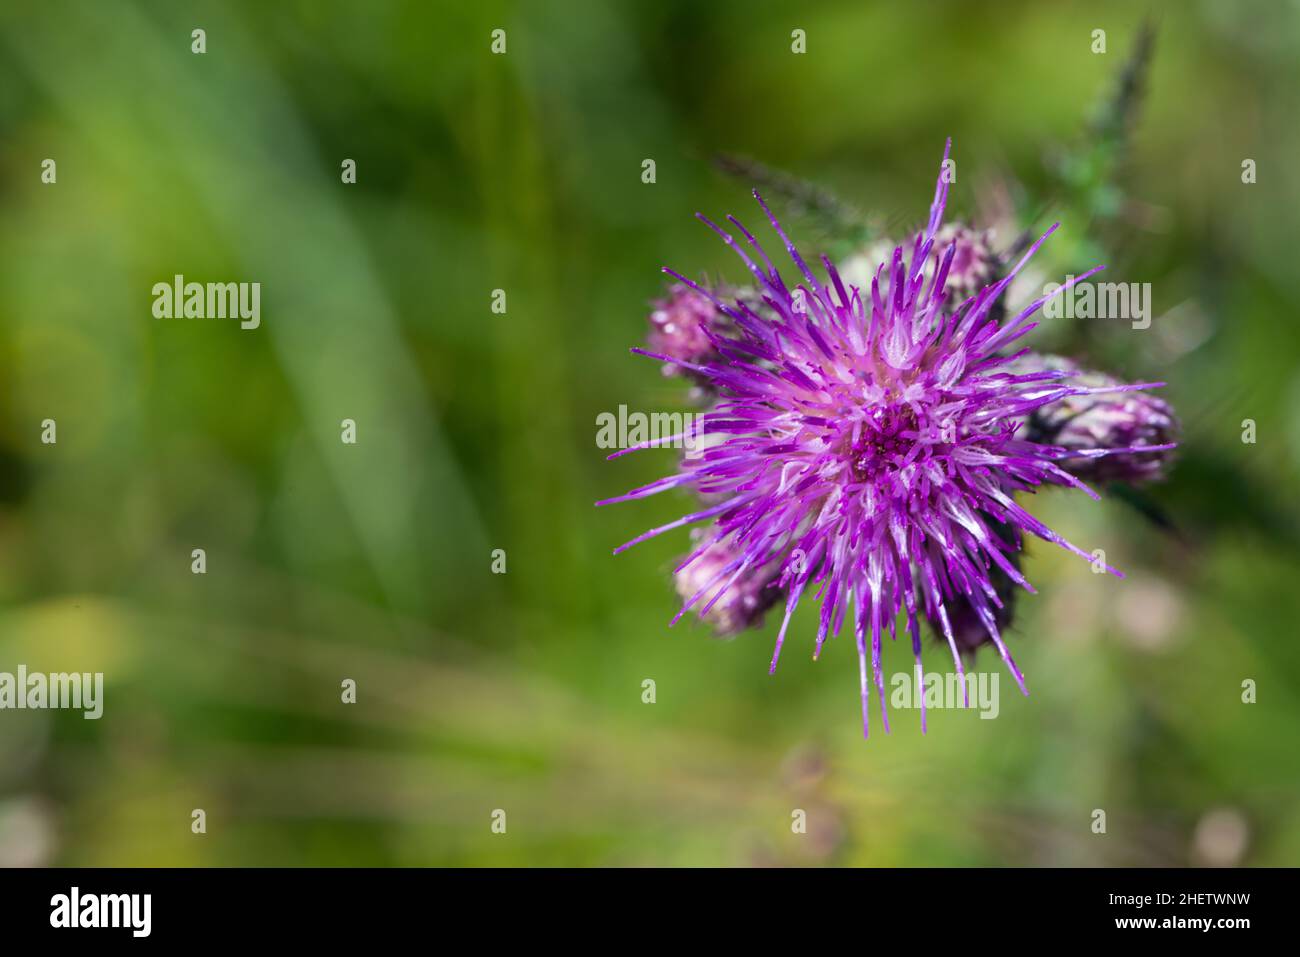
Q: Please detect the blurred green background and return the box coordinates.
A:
[1,0,1298,866]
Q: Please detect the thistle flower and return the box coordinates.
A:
[600,140,1175,737]
[1013,353,1179,484]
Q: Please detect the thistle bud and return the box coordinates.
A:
[837,223,998,316]
[1015,353,1179,484]
[674,535,783,637]
[928,223,998,310]
[647,283,724,376]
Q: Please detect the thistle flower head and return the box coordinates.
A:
[601,140,1175,737]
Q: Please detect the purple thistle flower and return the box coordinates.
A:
[600,140,1176,738]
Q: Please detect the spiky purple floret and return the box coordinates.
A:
[600,140,1175,737]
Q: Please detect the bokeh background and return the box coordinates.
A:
[1,0,1298,866]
